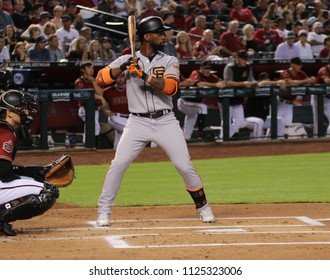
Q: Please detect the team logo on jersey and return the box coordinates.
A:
[153,67,166,78]
[3,140,13,153]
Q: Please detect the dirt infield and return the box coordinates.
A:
[2,139,330,260]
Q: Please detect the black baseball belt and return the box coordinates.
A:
[132,109,172,119]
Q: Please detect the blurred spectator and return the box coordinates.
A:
[87,39,101,61]
[99,36,117,62]
[139,0,161,20]
[323,20,330,36]
[163,12,176,30]
[314,58,330,136]
[2,0,13,13]
[22,24,41,50]
[75,61,106,144]
[65,1,84,31]
[230,0,258,25]
[46,34,65,62]
[172,5,186,31]
[253,17,282,52]
[29,3,44,25]
[114,0,130,17]
[26,35,51,61]
[185,7,201,30]
[294,3,306,22]
[211,18,225,44]
[219,20,245,57]
[3,25,19,54]
[193,29,222,59]
[11,41,30,61]
[308,21,326,57]
[282,10,294,31]
[175,30,194,59]
[251,0,268,23]
[101,73,129,149]
[311,0,327,23]
[51,5,64,29]
[278,56,316,138]
[177,61,225,141]
[187,0,209,15]
[44,22,57,37]
[43,0,64,12]
[0,34,10,62]
[242,23,258,56]
[10,0,31,33]
[295,29,313,59]
[274,31,300,59]
[97,0,117,25]
[0,0,14,31]
[69,26,91,51]
[291,20,304,38]
[221,50,262,140]
[67,35,88,61]
[209,0,228,18]
[275,17,289,40]
[260,2,278,23]
[37,11,54,35]
[121,36,140,55]
[188,14,206,45]
[55,14,79,57]
[163,29,177,57]
[319,36,330,58]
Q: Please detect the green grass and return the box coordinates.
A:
[58,153,330,207]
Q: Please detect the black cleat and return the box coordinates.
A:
[0,222,17,236]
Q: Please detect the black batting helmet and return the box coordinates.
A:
[137,16,171,40]
[0,90,38,125]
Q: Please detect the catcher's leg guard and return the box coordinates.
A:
[186,187,207,209]
[0,182,59,223]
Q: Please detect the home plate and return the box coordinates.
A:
[195,228,246,233]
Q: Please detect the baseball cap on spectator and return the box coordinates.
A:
[162,12,174,21]
[61,14,71,21]
[286,32,296,39]
[308,16,317,27]
[298,30,308,36]
[100,37,110,43]
[313,21,323,30]
[40,11,53,20]
[237,50,248,60]
[291,57,302,65]
[201,61,212,69]
[36,35,47,43]
[80,61,93,69]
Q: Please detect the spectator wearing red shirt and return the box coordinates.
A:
[173,5,186,31]
[219,20,245,57]
[188,14,206,46]
[139,0,161,20]
[193,29,222,59]
[230,0,258,25]
[319,36,330,58]
[253,17,282,52]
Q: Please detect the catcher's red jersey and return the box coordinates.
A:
[0,122,17,162]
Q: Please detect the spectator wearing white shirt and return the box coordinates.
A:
[55,14,79,57]
[308,21,326,57]
[295,29,314,59]
[0,35,10,62]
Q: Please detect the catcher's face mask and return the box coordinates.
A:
[0,90,38,125]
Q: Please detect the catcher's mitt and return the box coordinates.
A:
[44,154,75,187]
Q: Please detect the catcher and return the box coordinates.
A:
[0,90,74,236]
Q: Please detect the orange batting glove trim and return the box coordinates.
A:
[162,76,179,96]
[186,186,204,192]
[96,68,114,86]
[127,64,143,77]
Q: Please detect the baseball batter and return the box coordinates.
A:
[95,16,215,226]
[0,90,59,236]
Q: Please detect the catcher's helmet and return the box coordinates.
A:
[0,90,38,125]
[137,16,171,39]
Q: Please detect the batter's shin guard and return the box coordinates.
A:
[186,187,207,209]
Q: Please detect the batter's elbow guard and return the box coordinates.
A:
[96,68,115,86]
[161,77,179,96]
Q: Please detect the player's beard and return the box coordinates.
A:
[151,41,165,51]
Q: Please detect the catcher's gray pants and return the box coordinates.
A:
[98,112,203,214]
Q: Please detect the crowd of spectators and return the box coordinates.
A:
[1,0,330,64]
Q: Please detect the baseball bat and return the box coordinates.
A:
[128,15,136,58]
